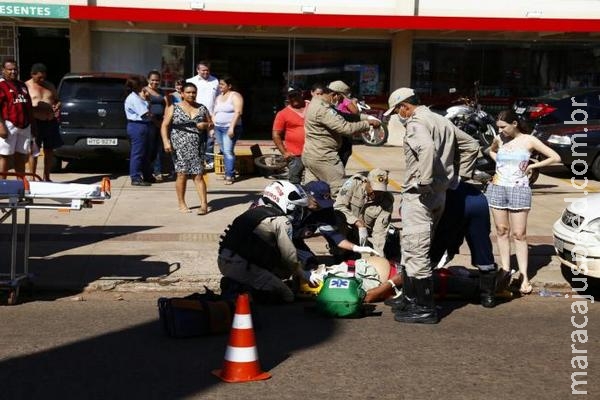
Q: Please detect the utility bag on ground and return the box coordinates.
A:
[315,274,365,318]
[157,290,236,338]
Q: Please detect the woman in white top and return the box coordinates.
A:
[212,75,243,185]
[485,109,560,294]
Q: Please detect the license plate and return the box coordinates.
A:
[87,138,118,146]
[555,237,564,252]
[515,107,526,114]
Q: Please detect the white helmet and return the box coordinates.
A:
[262,180,309,214]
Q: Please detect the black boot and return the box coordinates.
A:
[479,267,497,308]
[385,267,414,312]
[394,277,439,324]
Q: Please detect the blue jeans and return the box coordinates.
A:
[287,156,304,184]
[215,125,242,178]
[127,121,153,181]
[205,134,215,164]
[431,181,495,271]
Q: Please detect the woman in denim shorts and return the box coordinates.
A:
[485,110,560,295]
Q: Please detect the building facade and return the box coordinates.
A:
[1,0,600,134]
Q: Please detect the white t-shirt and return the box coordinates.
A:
[186,74,219,114]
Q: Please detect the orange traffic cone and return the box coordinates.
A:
[212,293,271,383]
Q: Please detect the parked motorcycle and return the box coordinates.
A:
[441,84,539,186]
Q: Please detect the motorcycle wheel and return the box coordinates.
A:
[254,154,289,178]
[361,124,388,146]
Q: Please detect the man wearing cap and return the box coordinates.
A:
[25,63,62,181]
[272,89,308,184]
[302,85,380,197]
[295,180,381,266]
[328,80,361,167]
[383,87,457,324]
[333,169,394,258]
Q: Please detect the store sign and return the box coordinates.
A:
[0,3,68,19]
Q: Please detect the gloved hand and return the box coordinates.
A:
[303,269,325,286]
[352,245,381,256]
[358,227,368,246]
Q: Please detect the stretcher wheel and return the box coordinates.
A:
[7,287,19,305]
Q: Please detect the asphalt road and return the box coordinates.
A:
[1,291,598,400]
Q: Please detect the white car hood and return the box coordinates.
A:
[566,193,600,222]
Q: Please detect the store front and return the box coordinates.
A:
[412,39,600,113]
[92,31,391,137]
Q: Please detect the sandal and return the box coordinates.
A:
[178,207,192,214]
[520,282,533,295]
[197,207,208,216]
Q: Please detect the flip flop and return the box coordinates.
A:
[178,207,192,214]
[520,282,533,295]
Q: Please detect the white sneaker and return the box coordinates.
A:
[205,162,214,170]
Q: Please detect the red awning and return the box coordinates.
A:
[69,6,600,32]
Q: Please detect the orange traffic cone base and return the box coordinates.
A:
[212,362,271,383]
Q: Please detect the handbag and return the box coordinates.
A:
[157,289,237,338]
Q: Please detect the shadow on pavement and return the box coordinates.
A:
[207,190,259,212]
[61,158,129,175]
[0,224,160,255]
[0,225,171,300]
[527,244,555,280]
[0,302,337,399]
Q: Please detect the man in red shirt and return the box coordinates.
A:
[0,59,34,175]
[272,89,308,184]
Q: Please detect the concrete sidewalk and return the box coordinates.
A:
[0,141,584,296]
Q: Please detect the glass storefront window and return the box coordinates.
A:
[413,40,600,110]
[289,38,390,100]
[92,32,390,137]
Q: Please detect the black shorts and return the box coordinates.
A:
[35,119,63,150]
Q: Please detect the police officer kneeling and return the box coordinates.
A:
[217,181,318,303]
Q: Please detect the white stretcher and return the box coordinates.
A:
[0,174,111,304]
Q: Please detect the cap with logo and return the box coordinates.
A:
[327,80,351,97]
[383,87,416,117]
[367,168,389,191]
[304,180,334,208]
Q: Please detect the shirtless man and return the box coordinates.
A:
[25,63,62,181]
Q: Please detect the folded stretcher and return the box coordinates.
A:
[0,173,111,304]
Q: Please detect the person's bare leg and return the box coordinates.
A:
[192,173,208,214]
[43,148,54,181]
[175,172,189,212]
[509,210,531,293]
[13,152,27,174]
[28,153,38,175]
[0,154,10,177]
[491,208,511,273]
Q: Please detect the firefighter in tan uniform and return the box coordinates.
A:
[333,169,394,258]
[302,86,380,197]
[383,88,458,325]
[218,181,320,303]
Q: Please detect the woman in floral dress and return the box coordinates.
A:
[161,82,213,214]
